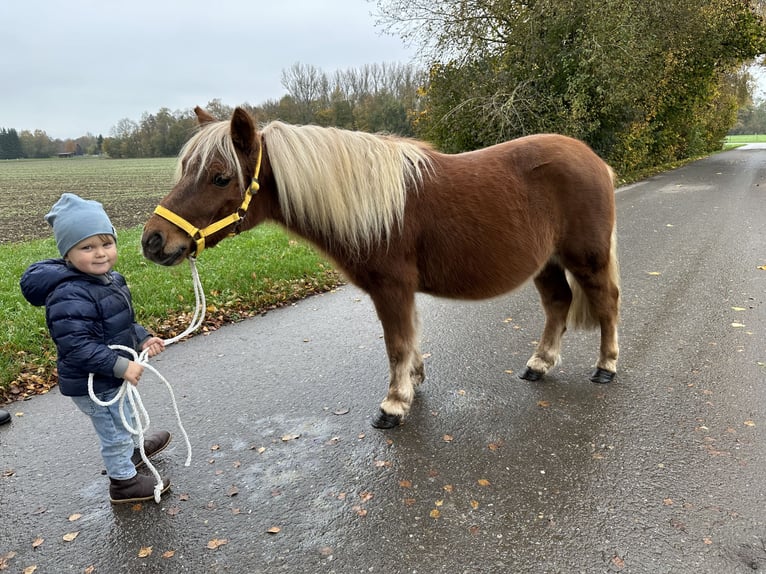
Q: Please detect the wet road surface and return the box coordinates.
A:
[1,147,765,573]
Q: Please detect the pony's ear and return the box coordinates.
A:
[194,106,216,125]
[230,107,256,153]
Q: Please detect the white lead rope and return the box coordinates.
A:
[88,257,205,502]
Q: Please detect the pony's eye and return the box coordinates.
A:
[213,174,231,187]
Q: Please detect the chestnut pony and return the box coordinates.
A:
[142,107,620,429]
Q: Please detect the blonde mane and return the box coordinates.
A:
[177,120,433,255]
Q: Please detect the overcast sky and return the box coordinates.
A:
[0,0,416,140]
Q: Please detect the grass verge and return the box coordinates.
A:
[0,224,341,403]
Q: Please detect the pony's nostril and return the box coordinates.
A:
[142,231,163,253]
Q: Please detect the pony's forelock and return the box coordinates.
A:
[175,121,247,190]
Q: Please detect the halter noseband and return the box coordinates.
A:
[153,144,262,256]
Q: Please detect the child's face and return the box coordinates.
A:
[66,234,118,275]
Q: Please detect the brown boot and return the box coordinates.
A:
[109,473,171,504]
[131,430,172,469]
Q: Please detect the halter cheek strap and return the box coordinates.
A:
[153,144,262,256]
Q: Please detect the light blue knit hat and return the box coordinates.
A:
[45,193,116,257]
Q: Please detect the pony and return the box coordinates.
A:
[141,107,620,429]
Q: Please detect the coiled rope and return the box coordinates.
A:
[88,257,205,502]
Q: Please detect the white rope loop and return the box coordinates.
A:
[87,258,204,503]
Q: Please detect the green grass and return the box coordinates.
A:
[723,134,766,149]
[0,223,341,401]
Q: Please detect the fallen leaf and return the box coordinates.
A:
[32,537,44,549]
[138,546,152,558]
[167,506,181,516]
[430,509,440,518]
[281,433,300,442]
[469,525,480,535]
[731,306,747,311]
[477,479,491,487]
[267,527,281,534]
[210,444,220,451]
[647,271,661,276]
[227,485,239,497]
[131,503,143,512]
[399,480,412,488]
[443,484,454,493]
[359,491,374,502]
[162,550,176,559]
[319,546,334,557]
[179,493,190,501]
[22,566,37,574]
[434,499,444,507]
[663,498,673,506]
[68,513,82,522]
[333,408,350,415]
[537,400,551,408]
[374,460,391,468]
[352,506,368,516]
[84,567,95,574]
[443,434,454,442]
[207,538,228,549]
[233,460,241,468]
[403,498,416,506]
[470,500,480,509]
[757,265,766,271]
[703,537,713,545]
[62,532,79,542]
[611,555,625,569]
[731,322,746,328]
[744,420,756,427]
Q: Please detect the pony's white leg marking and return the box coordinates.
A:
[597,326,619,372]
[526,333,563,374]
[410,309,425,386]
[380,348,417,417]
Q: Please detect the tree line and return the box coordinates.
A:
[0,63,425,161]
[2,1,766,176]
[376,0,766,174]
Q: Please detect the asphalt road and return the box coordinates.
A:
[1,146,765,573]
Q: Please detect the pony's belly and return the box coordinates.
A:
[418,256,540,300]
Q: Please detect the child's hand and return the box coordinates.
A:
[124,361,144,386]
[142,337,165,358]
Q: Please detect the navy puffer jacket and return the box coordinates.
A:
[20,259,150,397]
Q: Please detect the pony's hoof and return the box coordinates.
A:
[519,367,544,381]
[590,368,615,384]
[371,409,402,429]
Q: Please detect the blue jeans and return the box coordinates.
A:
[71,387,139,480]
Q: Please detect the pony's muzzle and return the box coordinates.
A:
[142,231,188,266]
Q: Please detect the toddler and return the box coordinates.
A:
[20,193,172,503]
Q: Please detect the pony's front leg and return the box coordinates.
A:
[369,289,421,429]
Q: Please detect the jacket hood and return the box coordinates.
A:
[20,259,87,307]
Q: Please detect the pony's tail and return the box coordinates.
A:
[566,229,620,330]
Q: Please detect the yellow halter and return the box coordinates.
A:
[153,144,262,256]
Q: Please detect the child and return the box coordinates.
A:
[20,193,172,504]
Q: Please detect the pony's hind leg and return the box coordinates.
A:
[520,261,572,381]
[368,286,422,429]
[563,232,620,383]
